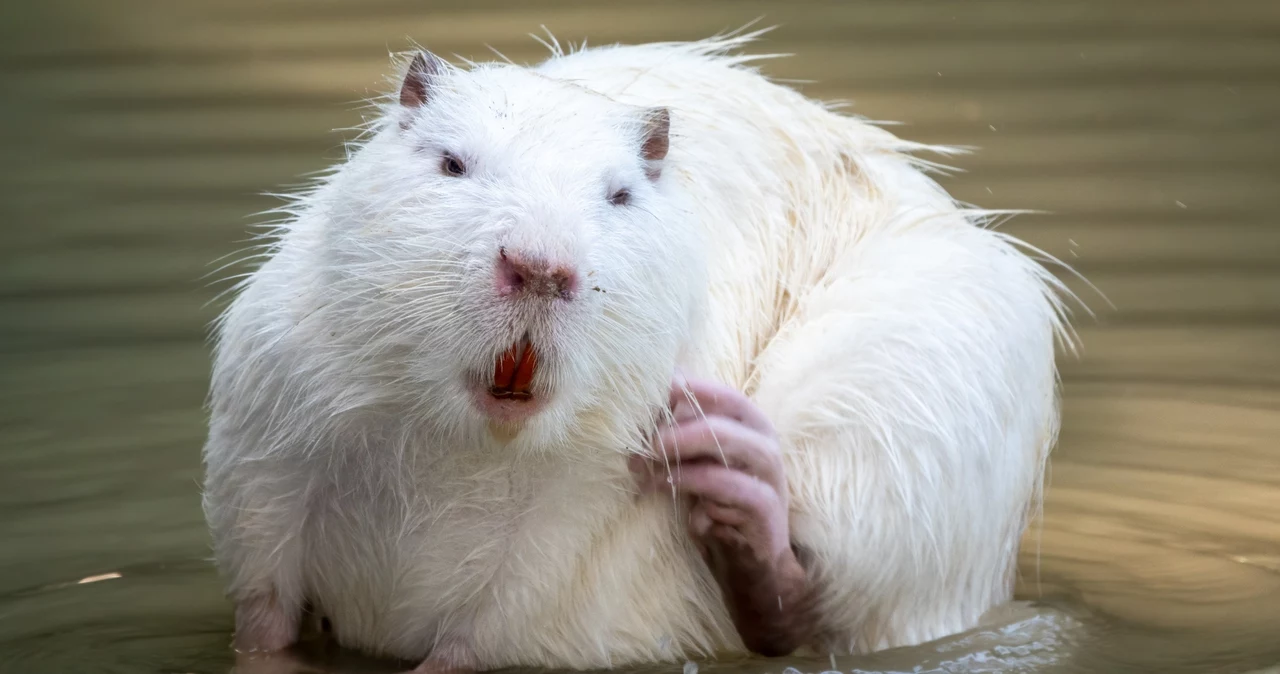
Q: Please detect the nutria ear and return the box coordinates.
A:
[400,51,444,109]
[640,107,670,180]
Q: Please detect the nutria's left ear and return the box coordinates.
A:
[400,50,444,109]
[640,107,670,180]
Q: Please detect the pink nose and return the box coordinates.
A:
[496,247,579,300]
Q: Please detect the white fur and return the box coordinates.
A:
[202,29,1075,670]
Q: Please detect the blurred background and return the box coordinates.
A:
[1,1,1277,673]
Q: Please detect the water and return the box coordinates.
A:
[2,1,1278,672]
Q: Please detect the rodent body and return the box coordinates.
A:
[202,30,1070,671]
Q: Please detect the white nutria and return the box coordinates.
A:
[202,28,1075,673]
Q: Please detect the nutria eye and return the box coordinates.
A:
[608,188,631,206]
[441,153,466,177]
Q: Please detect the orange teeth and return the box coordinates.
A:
[491,339,537,400]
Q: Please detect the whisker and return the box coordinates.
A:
[679,382,730,470]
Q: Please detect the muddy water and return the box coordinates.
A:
[1,1,1278,673]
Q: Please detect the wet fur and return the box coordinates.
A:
[202,28,1078,670]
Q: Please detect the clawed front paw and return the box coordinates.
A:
[233,592,301,654]
[404,636,478,674]
[632,376,792,568]
[631,376,816,656]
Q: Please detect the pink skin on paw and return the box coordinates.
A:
[405,635,478,674]
[632,376,819,657]
[233,592,300,654]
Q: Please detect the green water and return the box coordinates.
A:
[2,1,1279,672]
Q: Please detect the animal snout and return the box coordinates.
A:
[496,247,579,301]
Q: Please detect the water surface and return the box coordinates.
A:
[2,1,1279,673]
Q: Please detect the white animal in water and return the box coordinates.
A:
[201,28,1076,673]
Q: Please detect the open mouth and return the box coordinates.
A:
[476,337,545,427]
[473,334,548,426]
[489,336,538,402]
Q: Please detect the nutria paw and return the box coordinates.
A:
[232,591,299,655]
[632,376,818,656]
[405,636,477,674]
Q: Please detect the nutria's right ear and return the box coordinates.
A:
[399,51,444,110]
[640,107,670,181]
